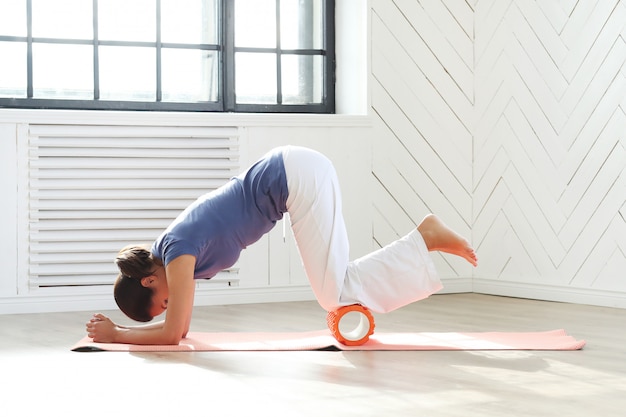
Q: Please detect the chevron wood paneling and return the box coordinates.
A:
[370,0,475,278]
[370,0,626,303]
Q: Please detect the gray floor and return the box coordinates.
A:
[1,293,625,416]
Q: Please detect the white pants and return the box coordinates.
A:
[282,146,442,313]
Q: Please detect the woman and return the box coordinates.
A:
[86,146,477,345]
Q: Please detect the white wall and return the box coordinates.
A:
[0,124,19,298]
[0,0,377,314]
[0,113,380,313]
[472,0,626,307]
[370,0,626,308]
[2,0,626,314]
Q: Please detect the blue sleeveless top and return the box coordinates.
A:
[151,148,288,279]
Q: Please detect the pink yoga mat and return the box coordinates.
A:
[72,329,585,352]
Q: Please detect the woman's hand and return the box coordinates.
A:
[86,313,119,343]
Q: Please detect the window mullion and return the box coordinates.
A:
[26,0,33,98]
[275,0,282,105]
[324,0,335,112]
[223,0,235,111]
[156,0,162,102]
[93,0,100,100]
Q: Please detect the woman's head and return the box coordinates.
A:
[113,245,163,322]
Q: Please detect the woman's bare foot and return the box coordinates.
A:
[417,214,478,266]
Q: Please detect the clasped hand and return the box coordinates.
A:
[86,313,118,343]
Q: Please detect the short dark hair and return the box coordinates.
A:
[113,245,161,322]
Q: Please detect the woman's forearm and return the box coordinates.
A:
[118,320,165,331]
[88,314,187,345]
[114,325,183,345]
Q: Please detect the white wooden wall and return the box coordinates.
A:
[371,0,626,307]
[370,0,475,294]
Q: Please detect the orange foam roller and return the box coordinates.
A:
[327,304,375,346]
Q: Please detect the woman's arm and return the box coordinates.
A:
[86,314,165,339]
[117,320,165,330]
[87,255,196,345]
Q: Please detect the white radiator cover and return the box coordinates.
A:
[26,124,240,290]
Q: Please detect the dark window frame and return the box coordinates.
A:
[0,0,335,113]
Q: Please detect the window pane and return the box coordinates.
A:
[32,44,93,99]
[235,52,276,104]
[0,42,26,97]
[280,0,322,49]
[99,46,155,101]
[282,54,323,104]
[235,0,276,48]
[98,0,155,42]
[32,0,92,39]
[162,49,218,102]
[0,1,26,36]
[161,0,219,45]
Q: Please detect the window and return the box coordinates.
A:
[0,0,335,113]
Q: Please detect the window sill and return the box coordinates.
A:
[0,108,372,128]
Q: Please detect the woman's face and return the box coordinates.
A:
[148,277,169,318]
